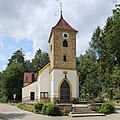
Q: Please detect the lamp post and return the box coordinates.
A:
[13,94,16,103]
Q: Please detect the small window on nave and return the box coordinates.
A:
[30,92,35,100]
[40,92,48,98]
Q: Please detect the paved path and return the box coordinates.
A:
[0,103,120,120]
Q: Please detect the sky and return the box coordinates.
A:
[0,0,120,72]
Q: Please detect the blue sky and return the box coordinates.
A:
[0,0,120,72]
[0,37,33,71]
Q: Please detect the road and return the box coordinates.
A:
[0,103,120,120]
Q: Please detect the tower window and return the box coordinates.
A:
[63,40,68,47]
[63,55,67,62]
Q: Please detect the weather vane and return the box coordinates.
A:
[56,0,63,16]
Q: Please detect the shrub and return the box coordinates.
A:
[17,103,35,112]
[62,109,68,116]
[42,103,62,116]
[116,100,119,103]
[90,105,98,111]
[34,102,43,113]
[0,94,7,103]
[42,103,49,115]
[97,102,115,114]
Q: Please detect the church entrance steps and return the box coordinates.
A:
[69,113,105,117]
[71,105,95,114]
[70,104,105,117]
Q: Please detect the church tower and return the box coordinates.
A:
[48,14,79,103]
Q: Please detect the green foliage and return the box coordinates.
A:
[8,49,25,66]
[0,72,7,102]
[90,105,100,112]
[77,50,99,100]
[61,109,68,116]
[34,102,43,113]
[24,49,49,72]
[3,63,24,101]
[17,103,35,112]
[42,103,62,116]
[78,4,120,101]
[97,102,115,114]
[31,49,49,72]
[18,103,67,116]
[42,103,50,115]
[0,48,49,102]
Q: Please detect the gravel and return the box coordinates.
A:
[0,103,120,120]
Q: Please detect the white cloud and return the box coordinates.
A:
[25,51,34,61]
[0,0,120,58]
[0,54,6,61]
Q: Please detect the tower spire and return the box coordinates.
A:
[56,0,63,19]
[60,1,63,19]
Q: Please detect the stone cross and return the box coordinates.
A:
[63,71,67,79]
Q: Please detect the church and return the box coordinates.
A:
[22,13,80,103]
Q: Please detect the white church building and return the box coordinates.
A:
[22,14,80,103]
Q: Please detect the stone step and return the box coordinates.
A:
[72,106,95,114]
[71,110,95,114]
[72,104,88,107]
[69,113,105,117]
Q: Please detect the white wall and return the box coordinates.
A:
[76,74,79,98]
[22,82,37,101]
[37,65,50,98]
[51,69,79,99]
[22,64,50,101]
[22,66,79,102]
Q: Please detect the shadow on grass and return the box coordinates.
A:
[0,113,28,120]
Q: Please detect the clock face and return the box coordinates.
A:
[62,32,69,39]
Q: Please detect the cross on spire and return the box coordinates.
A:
[56,0,63,19]
[60,2,63,18]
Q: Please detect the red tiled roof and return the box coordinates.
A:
[53,17,77,32]
[48,15,78,43]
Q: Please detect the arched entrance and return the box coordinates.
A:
[60,80,70,103]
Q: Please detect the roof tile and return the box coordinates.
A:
[53,17,77,32]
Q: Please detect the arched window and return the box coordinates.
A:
[63,40,68,47]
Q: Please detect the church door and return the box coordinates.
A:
[60,80,70,103]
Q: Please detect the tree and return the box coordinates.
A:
[77,50,99,100]
[8,49,25,66]
[3,63,24,101]
[31,49,49,72]
[24,60,33,72]
[0,72,7,102]
[77,4,120,101]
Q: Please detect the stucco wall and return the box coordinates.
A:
[22,81,37,101]
[22,65,79,102]
[37,65,50,98]
[50,69,79,101]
